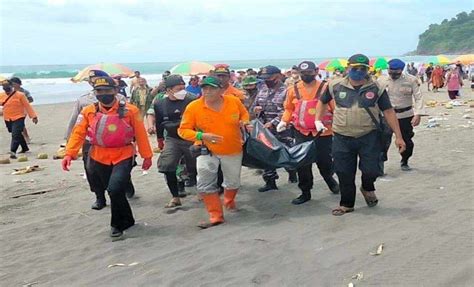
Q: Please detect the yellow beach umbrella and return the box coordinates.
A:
[452,54,474,65]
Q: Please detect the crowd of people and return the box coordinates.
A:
[0,53,471,238]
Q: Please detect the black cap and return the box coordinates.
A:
[259,65,281,79]
[92,76,117,90]
[348,54,370,67]
[297,61,318,72]
[165,74,185,88]
[10,77,22,85]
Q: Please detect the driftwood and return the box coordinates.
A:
[11,188,57,198]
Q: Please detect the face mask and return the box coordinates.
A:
[173,90,186,100]
[244,88,257,95]
[3,86,12,94]
[348,69,367,81]
[96,94,115,105]
[389,72,402,80]
[301,74,315,83]
[265,79,277,88]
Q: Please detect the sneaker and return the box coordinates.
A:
[400,161,412,171]
[19,149,30,154]
[9,152,17,159]
[258,180,278,192]
[91,199,106,210]
[110,227,123,238]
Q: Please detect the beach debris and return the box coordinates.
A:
[12,165,45,175]
[451,100,464,107]
[445,102,453,109]
[17,155,28,162]
[462,114,472,119]
[348,282,355,287]
[37,153,48,159]
[107,263,127,268]
[439,187,445,190]
[425,100,437,107]
[107,262,140,268]
[11,188,57,198]
[254,238,268,242]
[15,179,36,183]
[22,282,39,287]
[351,272,364,280]
[0,158,11,164]
[426,119,439,128]
[465,109,472,113]
[370,243,384,256]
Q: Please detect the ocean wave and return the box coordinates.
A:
[12,70,79,79]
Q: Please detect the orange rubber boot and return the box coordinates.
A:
[200,192,224,228]
[223,189,238,211]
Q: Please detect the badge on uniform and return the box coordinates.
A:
[365,91,375,100]
[338,92,347,99]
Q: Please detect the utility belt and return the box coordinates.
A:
[394,106,412,113]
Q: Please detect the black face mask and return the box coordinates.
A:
[3,86,13,94]
[244,88,257,95]
[96,94,115,105]
[301,74,315,83]
[389,72,402,80]
[265,79,278,88]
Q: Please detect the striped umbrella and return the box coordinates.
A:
[426,55,451,66]
[71,63,134,83]
[452,54,474,65]
[170,61,215,76]
[319,59,348,71]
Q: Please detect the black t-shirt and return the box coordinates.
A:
[154,94,196,139]
[321,83,392,111]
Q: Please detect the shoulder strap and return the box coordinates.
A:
[118,100,126,119]
[1,91,16,106]
[293,83,301,100]
[362,106,382,131]
[315,80,328,98]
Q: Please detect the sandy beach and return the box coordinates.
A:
[0,84,473,286]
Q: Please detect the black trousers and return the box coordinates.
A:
[83,142,135,200]
[87,157,135,231]
[381,116,415,164]
[333,131,381,208]
[295,132,334,195]
[5,117,28,153]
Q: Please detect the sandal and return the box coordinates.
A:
[332,206,354,216]
[360,188,378,207]
[197,221,223,229]
[165,200,182,208]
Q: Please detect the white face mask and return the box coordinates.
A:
[173,90,186,100]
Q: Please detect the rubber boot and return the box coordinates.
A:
[223,189,238,211]
[199,193,224,229]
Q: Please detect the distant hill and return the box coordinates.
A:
[414,11,474,55]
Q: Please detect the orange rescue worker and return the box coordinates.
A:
[1,80,38,159]
[277,61,339,205]
[62,77,153,238]
[178,76,251,229]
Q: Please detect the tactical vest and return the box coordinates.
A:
[330,79,384,138]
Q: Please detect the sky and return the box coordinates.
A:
[0,0,472,66]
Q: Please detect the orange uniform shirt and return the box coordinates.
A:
[282,81,335,137]
[0,91,37,121]
[178,95,250,155]
[224,85,245,101]
[66,100,153,165]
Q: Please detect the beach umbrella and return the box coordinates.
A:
[71,63,134,83]
[170,61,215,76]
[373,57,389,70]
[426,55,451,66]
[452,54,474,65]
[0,75,7,83]
[319,59,348,71]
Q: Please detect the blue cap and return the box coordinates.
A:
[388,59,405,70]
[88,70,110,78]
[259,65,281,79]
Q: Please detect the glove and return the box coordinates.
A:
[157,138,164,150]
[315,120,327,132]
[142,158,152,171]
[62,155,72,171]
[276,121,287,133]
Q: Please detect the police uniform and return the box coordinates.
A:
[378,69,424,168]
[320,76,392,208]
[251,66,297,191]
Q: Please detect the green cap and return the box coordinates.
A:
[242,76,257,86]
[200,76,222,88]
